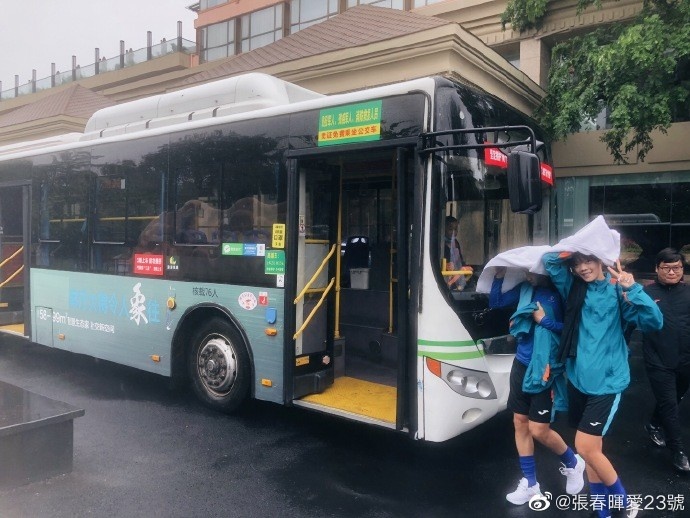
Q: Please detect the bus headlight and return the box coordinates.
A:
[426,358,497,400]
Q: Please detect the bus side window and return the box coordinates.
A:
[35,171,90,272]
[174,164,220,247]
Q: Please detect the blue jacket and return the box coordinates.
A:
[508,285,567,414]
[491,280,567,415]
[490,278,563,366]
[543,252,664,395]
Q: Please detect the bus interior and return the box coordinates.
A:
[291,148,411,428]
[0,184,27,336]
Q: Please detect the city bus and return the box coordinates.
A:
[0,73,552,442]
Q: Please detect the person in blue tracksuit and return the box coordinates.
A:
[490,267,585,506]
[543,252,663,518]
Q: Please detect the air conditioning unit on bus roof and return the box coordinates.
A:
[82,73,323,140]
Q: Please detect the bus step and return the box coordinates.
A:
[0,310,24,326]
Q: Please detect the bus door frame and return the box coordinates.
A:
[285,156,339,400]
[285,141,419,434]
[0,180,31,336]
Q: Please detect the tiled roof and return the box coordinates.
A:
[0,84,115,129]
[179,4,452,85]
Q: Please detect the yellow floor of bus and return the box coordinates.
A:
[0,323,24,335]
[300,376,396,424]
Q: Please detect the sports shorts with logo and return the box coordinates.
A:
[567,382,620,436]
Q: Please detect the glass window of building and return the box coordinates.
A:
[199,0,229,10]
[291,0,339,32]
[556,171,690,280]
[347,0,404,8]
[241,4,284,53]
[201,20,236,62]
[413,0,447,7]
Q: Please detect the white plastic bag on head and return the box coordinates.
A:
[476,245,551,293]
[549,215,620,267]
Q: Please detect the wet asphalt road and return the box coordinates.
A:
[0,333,688,518]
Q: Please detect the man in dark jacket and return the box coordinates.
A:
[642,247,690,472]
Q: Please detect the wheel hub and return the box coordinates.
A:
[198,337,237,393]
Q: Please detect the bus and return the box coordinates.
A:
[0,73,552,442]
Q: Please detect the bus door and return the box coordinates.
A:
[290,148,412,430]
[0,183,30,336]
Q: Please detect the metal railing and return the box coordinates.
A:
[0,37,195,102]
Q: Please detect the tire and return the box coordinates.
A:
[188,317,250,413]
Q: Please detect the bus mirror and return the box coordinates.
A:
[507,150,542,214]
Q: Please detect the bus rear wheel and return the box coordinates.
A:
[188,318,250,413]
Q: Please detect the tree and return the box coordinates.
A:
[502,0,690,163]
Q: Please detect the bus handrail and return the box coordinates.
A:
[441,258,474,278]
[0,245,23,269]
[294,243,336,304]
[294,277,335,340]
[419,125,538,156]
[0,265,24,288]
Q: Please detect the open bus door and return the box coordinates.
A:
[288,148,413,431]
[0,183,30,337]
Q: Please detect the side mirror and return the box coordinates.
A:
[507,151,542,214]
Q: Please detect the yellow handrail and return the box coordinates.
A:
[294,243,336,304]
[441,258,474,277]
[0,265,24,288]
[0,246,23,269]
[294,277,335,339]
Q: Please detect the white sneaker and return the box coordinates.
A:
[506,477,541,505]
[560,454,585,494]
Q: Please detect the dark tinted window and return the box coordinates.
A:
[91,138,167,275]
[168,117,288,284]
[33,149,92,271]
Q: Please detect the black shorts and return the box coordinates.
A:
[567,383,621,436]
[507,359,553,423]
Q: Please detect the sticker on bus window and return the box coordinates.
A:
[540,163,554,185]
[222,243,243,255]
[265,250,285,275]
[484,147,508,168]
[299,214,306,236]
[272,224,286,248]
[166,256,179,271]
[318,100,382,147]
[133,254,164,276]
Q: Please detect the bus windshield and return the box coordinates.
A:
[432,81,552,339]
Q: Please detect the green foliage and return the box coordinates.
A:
[502,0,601,31]
[504,0,690,163]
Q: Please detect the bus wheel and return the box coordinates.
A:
[188,318,250,412]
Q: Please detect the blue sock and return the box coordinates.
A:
[606,478,629,510]
[559,447,577,468]
[590,482,609,517]
[519,455,537,486]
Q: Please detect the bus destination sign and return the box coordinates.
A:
[318,100,382,147]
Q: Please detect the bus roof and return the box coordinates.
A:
[0,74,439,162]
[83,73,324,140]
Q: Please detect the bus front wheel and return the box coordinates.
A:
[188,318,250,412]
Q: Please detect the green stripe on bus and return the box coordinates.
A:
[417,339,476,348]
[417,350,485,360]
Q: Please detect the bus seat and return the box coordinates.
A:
[344,236,370,269]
